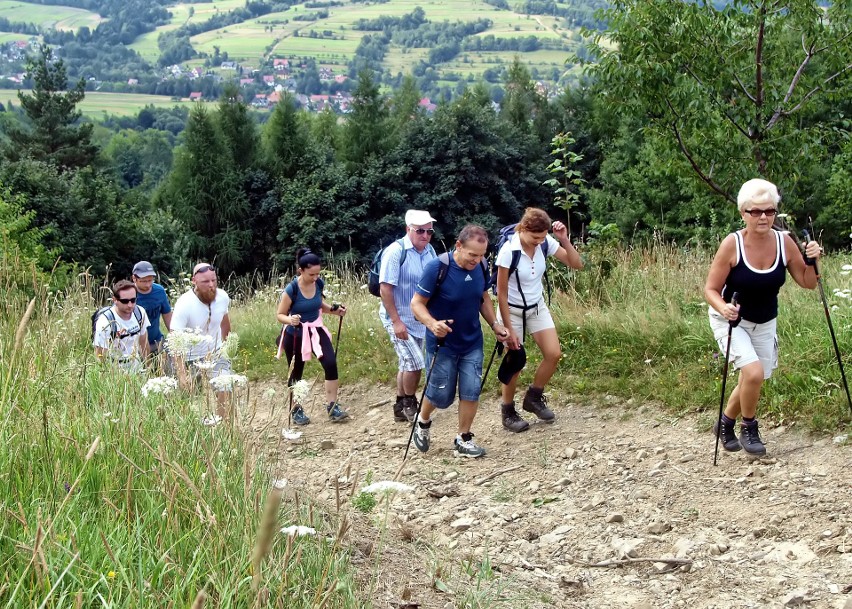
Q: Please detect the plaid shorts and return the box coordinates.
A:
[384,324,426,372]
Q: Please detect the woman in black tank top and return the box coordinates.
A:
[704,179,821,457]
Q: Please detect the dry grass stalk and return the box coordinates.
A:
[84,436,100,462]
[13,298,36,356]
[190,589,207,609]
[74,590,82,609]
[99,530,117,564]
[250,486,283,592]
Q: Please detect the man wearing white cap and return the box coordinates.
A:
[379,209,438,422]
[132,261,172,356]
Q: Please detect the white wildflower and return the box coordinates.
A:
[360,481,415,495]
[282,428,303,441]
[280,525,316,537]
[202,414,223,427]
[219,332,239,360]
[264,388,277,399]
[209,374,248,392]
[842,265,852,271]
[272,478,288,489]
[141,376,178,397]
[644,359,652,364]
[291,379,310,403]
[192,360,218,371]
[166,328,215,357]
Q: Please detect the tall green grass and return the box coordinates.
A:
[0,264,364,607]
[237,242,852,431]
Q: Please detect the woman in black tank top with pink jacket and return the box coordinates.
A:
[704,179,821,457]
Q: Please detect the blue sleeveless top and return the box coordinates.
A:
[283,277,324,335]
[721,230,787,324]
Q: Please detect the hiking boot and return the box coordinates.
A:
[402,395,418,422]
[291,405,310,426]
[393,397,407,423]
[739,420,766,456]
[327,402,349,422]
[522,387,555,422]
[713,419,742,452]
[502,402,530,433]
[454,433,486,458]
[413,419,431,453]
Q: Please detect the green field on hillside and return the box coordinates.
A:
[0,0,102,31]
[0,30,38,44]
[137,0,580,82]
[0,88,201,116]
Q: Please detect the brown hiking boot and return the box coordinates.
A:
[502,402,530,433]
[522,387,555,422]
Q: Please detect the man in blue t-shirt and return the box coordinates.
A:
[410,224,510,458]
[132,261,172,355]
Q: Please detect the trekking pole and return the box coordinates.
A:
[714,292,740,466]
[802,226,852,416]
[402,336,446,462]
[331,303,343,354]
[480,340,503,393]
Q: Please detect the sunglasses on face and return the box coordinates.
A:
[743,208,778,218]
[193,265,215,276]
[411,228,435,235]
[115,297,137,304]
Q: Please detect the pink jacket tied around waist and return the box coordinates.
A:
[275,315,332,360]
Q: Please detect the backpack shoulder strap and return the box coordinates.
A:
[508,249,522,276]
[435,252,450,288]
[396,238,408,268]
[285,278,300,306]
[133,305,143,325]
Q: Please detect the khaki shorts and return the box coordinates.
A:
[499,300,555,339]
[709,309,778,380]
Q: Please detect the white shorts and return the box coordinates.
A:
[708,309,778,380]
[384,324,426,372]
[499,300,555,339]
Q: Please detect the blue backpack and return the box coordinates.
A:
[368,240,437,297]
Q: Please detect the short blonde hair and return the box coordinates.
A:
[737,179,780,212]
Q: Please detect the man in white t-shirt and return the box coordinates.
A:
[93,279,151,373]
[170,262,233,423]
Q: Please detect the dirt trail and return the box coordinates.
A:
[245,381,852,609]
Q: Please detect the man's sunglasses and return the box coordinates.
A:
[743,208,778,218]
[115,297,137,304]
[411,228,435,235]
[193,265,216,276]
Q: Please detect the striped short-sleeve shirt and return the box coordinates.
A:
[378,236,437,339]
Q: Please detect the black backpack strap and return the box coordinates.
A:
[396,238,408,269]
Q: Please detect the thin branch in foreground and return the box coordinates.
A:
[570,556,693,568]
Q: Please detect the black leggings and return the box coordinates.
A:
[283,328,338,384]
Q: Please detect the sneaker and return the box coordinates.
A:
[291,405,310,426]
[713,419,742,452]
[327,402,349,422]
[502,402,530,433]
[454,433,486,458]
[402,395,419,423]
[413,419,431,453]
[522,388,555,422]
[739,420,766,456]
[393,397,407,422]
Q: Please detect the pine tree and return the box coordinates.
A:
[4,45,97,172]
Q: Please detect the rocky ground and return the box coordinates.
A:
[243,381,852,609]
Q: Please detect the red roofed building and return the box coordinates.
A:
[273,58,289,71]
[189,92,203,101]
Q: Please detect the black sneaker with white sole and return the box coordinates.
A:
[454,432,486,458]
[413,419,431,453]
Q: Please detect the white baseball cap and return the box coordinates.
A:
[405,209,437,226]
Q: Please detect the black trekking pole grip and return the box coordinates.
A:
[714,291,739,466]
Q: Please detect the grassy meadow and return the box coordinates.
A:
[0,262,367,607]
[0,0,102,31]
[4,242,850,606]
[0,89,203,117]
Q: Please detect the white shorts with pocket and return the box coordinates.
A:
[708,308,778,379]
[499,300,555,339]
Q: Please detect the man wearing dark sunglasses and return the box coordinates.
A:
[93,279,151,372]
[379,209,439,423]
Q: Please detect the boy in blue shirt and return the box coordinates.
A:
[410,225,509,458]
[132,261,172,355]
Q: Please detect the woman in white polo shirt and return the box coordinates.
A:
[495,207,583,432]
